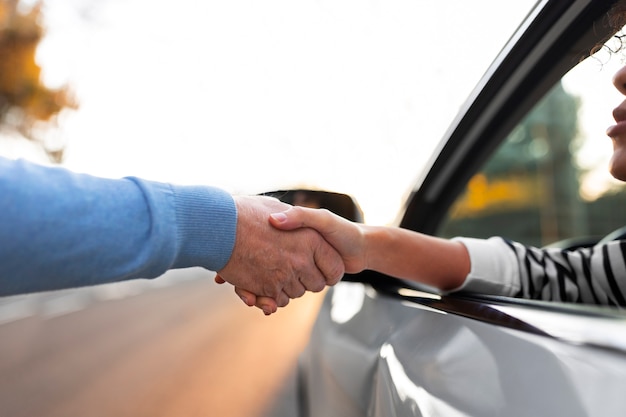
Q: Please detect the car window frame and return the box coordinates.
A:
[398,0,618,235]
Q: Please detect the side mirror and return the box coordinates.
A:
[261,189,363,223]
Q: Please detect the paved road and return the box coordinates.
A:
[0,269,324,417]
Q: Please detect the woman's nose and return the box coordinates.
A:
[613,65,626,95]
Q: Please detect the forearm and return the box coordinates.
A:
[363,225,469,291]
[0,158,237,296]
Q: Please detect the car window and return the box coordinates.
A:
[438,33,626,249]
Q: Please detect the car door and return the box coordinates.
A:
[295,1,626,416]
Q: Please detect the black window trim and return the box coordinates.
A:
[400,0,619,235]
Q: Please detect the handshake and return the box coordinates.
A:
[215,194,467,315]
[214,195,369,316]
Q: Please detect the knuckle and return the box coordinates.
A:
[309,279,326,293]
[327,265,345,285]
[278,294,290,307]
[262,280,280,298]
[285,281,305,299]
[319,208,332,217]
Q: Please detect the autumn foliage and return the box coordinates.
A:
[0,0,75,161]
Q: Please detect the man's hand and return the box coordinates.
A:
[216,196,345,309]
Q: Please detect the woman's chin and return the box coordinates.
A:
[609,150,626,181]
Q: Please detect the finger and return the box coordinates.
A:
[298,272,326,293]
[276,291,290,308]
[314,238,345,286]
[282,278,307,299]
[235,287,256,306]
[214,274,226,284]
[234,287,279,315]
[254,296,278,316]
[281,227,344,291]
[270,206,336,231]
[234,288,279,316]
[291,235,343,292]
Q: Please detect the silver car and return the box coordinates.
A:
[269,0,626,416]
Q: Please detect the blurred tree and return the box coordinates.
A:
[484,82,587,241]
[441,82,587,246]
[0,0,75,162]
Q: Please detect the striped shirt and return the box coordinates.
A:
[455,237,626,307]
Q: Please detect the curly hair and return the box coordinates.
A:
[609,0,626,30]
[593,0,626,55]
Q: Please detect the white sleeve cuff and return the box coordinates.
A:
[449,237,520,297]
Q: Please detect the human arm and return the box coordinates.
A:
[0,157,234,295]
[240,206,626,310]
[233,206,471,311]
[0,158,343,299]
[270,207,470,288]
[463,237,626,306]
[270,205,626,306]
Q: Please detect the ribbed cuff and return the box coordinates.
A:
[170,184,237,271]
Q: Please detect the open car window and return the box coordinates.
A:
[439,32,626,251]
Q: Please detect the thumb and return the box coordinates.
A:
[270,206,338,234]
[269,207,306,230]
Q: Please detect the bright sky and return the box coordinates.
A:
[6,0,538,224]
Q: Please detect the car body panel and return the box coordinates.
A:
[298,283,626,417]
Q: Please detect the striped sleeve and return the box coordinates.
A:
[453,237,626,307]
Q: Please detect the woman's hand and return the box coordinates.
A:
[269,206,369,274]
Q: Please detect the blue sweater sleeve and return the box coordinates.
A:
[0,157,237,296]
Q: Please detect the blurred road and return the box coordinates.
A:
[0,269,324,417]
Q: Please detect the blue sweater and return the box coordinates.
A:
[0,157,237,296]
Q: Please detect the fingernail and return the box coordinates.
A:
[270,212,287,223]
[239,295,249,305]
[262,306,272,315]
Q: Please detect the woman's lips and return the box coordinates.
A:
[610,103,626,138]
[607,120,626,138]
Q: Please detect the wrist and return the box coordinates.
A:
[361,225,388,272]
